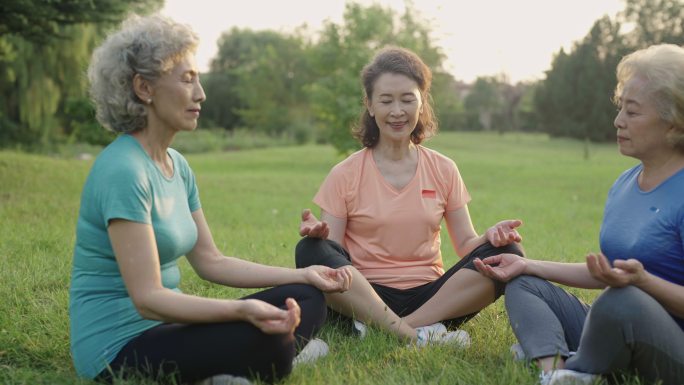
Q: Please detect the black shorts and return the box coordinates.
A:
[295,238,524,329]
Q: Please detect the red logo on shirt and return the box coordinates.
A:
[421,189,436,199]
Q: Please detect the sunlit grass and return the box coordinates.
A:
[0,132,642,384]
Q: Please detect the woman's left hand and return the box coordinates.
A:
[303,265,353,293]
[586,252,647,288]
[485,219,523,247]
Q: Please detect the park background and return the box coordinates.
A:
[1,0,682,384]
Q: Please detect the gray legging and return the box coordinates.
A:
[505,275,684,384]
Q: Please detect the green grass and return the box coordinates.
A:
[0,132,642,385]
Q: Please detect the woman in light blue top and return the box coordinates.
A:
[69,14,351,385]
[475,44,684,385]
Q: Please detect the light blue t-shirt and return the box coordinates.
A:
[69,134,200,378]
[600,163,684,330]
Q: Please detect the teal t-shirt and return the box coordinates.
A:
[69,134,200,378]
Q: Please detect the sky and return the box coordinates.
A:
[161,0,624,83]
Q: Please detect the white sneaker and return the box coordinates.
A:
[292,338,329,366]
[195,374,252,385]
[539,369,598,385]
[352,319,368,339]
[415,322,447,345]
[414,322,470,348]
[438,329,471,348]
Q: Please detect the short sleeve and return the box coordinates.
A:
[444,160,471,212]
[171,149,201,212]
[185,169,200,212]
[99,165,152,226]
[313,165,349,219]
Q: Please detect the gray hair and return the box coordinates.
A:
[87,14,199,133]
[615,44,684,153]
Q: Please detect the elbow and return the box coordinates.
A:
[130,292,163,321]
[134,304,160,320]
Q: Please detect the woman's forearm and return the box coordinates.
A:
[134,288,246,323]
[197,256,306,288]
[525,259,606,289]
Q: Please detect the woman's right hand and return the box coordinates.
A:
[299,209,329,239]
[485,219,523,247]
[473,253,528,282]
[240,298,301,335]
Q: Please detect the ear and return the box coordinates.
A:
[133,74,153,104]
[364,96,374,117]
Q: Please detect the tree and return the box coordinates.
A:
[534,16,625,142]
[0,0,161,42]
[533,0,684,144]
[206,28,312,140]
[0,0,161,150]
[431,73,466,131]
[464,76,503,131]
[308,2,452,153]
[621,0,684,46]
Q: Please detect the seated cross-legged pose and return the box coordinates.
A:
[69,14,351,385]
[475,44,684,385]
[296,46,524,347]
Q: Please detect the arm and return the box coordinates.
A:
[299,208,330,239]
[320,210,347,245]
[187,209,351,291]
[298,208,347,246]
[109,218,300,332]
[444,205,523,257]
[587,253,684,318]
[474,253,607,289]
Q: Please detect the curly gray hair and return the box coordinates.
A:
[88,14,199,133]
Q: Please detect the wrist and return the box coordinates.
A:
[634,270,653,289]
[297,267,310,285]
[524,259,538,276]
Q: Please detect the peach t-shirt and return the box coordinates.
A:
[314,146,471,289]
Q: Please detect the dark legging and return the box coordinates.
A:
[506,275,684,384]
[296,238,523,328]
[97,284,326,384]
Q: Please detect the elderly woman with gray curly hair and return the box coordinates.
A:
[69,14,351,385]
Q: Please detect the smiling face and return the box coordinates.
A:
[614,75,674,161]
[147,53,206,132]
[366,72,423,145]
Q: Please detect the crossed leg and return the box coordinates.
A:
[296,238,521,341]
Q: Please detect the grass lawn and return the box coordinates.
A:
[0,132,643,385]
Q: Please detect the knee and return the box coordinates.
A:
[298,284,327,314]
[295,237,349,269]
[589,286,650,324]
[505,275,545,296]
[295,237,324,268]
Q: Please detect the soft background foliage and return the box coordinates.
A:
[3,0,684,154]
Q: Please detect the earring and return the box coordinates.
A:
[146,99,152,104]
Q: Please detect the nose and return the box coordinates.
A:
[614,108,624,130]
[194,79,206,103]
[390,101,403,116]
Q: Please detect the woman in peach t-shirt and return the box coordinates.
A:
[296,46,524,346]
